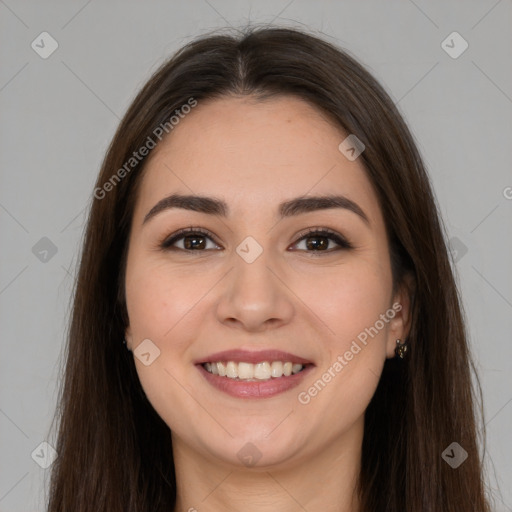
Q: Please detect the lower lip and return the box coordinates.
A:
[197,364,314,399]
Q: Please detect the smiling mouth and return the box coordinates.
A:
[202,361,309,381]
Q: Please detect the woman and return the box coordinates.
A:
[46,27,491,511]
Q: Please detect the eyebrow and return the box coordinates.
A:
[142,193,370,226]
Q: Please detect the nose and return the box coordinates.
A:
[214,249,295,333]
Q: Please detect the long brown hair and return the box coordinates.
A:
[46,26,491,511]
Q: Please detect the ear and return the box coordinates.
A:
[124,325,133,351]
[385,273,414,359]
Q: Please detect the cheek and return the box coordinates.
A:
[292,257,392,348]
[125,258,206,344]
[293,265,391,427]
[124,261,208,428]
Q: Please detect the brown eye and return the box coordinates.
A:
[160,228,221,251]
[291,229,352,253]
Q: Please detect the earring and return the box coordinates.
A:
[122,338,130,351]
[395,339,408,359]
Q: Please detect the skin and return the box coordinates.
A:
[124,95,412,512]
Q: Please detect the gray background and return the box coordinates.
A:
[1,1,511,510]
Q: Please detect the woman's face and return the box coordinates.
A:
[124,95,410,469]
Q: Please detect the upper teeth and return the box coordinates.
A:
[204,361,304,380]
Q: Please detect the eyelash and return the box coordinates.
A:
[159,226,353,254]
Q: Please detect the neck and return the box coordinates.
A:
[172,417,363,512]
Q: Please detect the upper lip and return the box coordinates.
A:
[195,349,313,366]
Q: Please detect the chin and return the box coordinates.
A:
[193,427,306,470]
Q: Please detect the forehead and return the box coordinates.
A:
[134,95,381,223]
